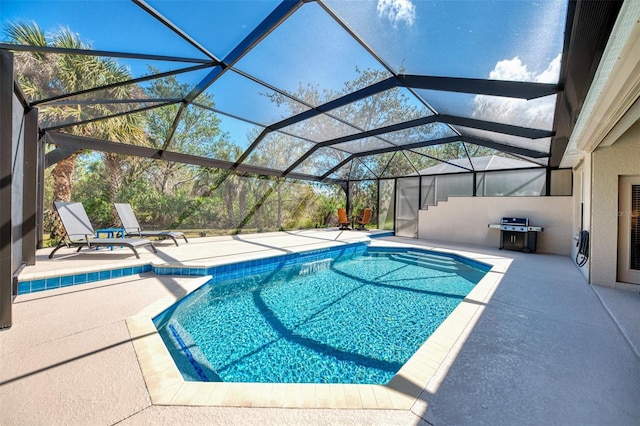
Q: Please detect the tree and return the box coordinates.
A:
[259,67,442,223]
[4,21,146,226]
[144,73,226,194]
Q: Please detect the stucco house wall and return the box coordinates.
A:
[571,156,592,281]
[417,196,573,255]
[590,120,640,287]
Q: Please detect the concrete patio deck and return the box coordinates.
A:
[1,230,639,425]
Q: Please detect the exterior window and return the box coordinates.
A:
[631,185,640,270]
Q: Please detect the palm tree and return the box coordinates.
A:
[5,21,146,228]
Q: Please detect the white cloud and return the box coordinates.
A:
[535,54,562,84]
[488,54,561,83]
[489,57,530,82]
[377,0,416,27]
[473,54,561,130]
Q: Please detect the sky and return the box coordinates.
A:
[1,0,568,83]
[1,0,569,159]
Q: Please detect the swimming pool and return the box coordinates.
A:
[153,245,489,385]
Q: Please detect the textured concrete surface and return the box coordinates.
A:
[592,285,640,359]
[118,406,427,425]
[1,231,639,425]
[417,246,640,426]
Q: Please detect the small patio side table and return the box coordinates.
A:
[95,227,125,250]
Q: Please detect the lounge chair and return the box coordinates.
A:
[114,203,188,246]
[49,201,157,259]
[337,208,351,230]
[355,208,372,230]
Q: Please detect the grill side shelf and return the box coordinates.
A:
[488,221,542,253]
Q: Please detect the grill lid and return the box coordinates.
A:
[501,217,529,226]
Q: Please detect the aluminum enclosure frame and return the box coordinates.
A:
[0,0,624,328]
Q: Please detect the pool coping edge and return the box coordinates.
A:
[126,241,508,410]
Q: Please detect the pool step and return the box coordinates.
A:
[397,252,487,283]
[403,251,457,265]
[390,253,459,272]
[299,258,332,275]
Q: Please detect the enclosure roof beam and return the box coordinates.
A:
[440,115,554,139]
[461,136,548,158]
[44,147,80,168]
[236,73,558,171]
[319,136,461,180]
[260,75,559,137]
[405,149,474,172]
[42,100,179,131]
[317,133,549,180]
[352,136,462,158]
[283,114,550,176]
[398,75,560,100]
[181,0,304,105]
[159,0,304,155]
[45,98,181,106]
[45,132,345,185]
[132,0,219,61]
[0,43,213,64]
[320,157,352,181]
[281,115,437,176]
[32,63,213,107]
[269,77,397,132]
[233,76,397,168]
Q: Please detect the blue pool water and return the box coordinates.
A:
[154,246,489,385]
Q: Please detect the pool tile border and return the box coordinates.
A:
[368,231,394,239]
[126,241,508,410]
[16,238,381,296]
[17,264,153,295]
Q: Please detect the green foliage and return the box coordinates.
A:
[349,180,378,226]
[66,150,344,233]
[9,21,387,235]
[72,157,112,227]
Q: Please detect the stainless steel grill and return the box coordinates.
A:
[500,217,529,232]
[488,217,544,253]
